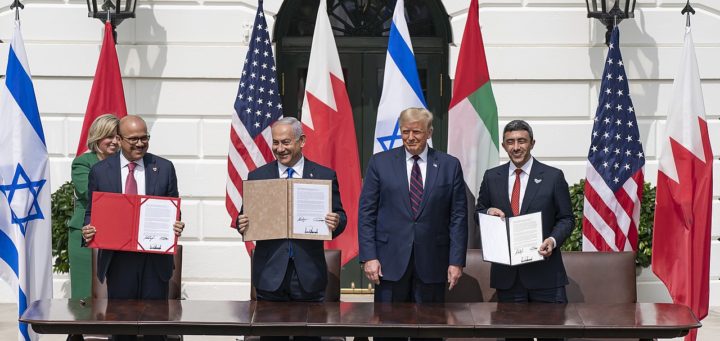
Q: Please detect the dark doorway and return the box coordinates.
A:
[274,0,452,292]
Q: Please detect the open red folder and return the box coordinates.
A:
[88,192,181,254]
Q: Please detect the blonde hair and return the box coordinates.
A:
[87,114,120,153]
[399,107,434,131]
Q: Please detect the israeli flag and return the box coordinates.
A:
[0,20,53,341]
[372,0,429,154]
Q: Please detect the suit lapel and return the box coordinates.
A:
[416,148,438,217]
[498,163,512,214]
[520,160,545,215]
[109,154,123,194]
[143,154,157,196]
[268,160,281,179]
[302,159,316,179]
[393,148,412,215]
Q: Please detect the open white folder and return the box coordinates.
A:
[479,212,544,266]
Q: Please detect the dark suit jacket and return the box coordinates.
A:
[248,158,347,293]
[84,152,179,283]
[358,147,468,284]
[475,159,574,290]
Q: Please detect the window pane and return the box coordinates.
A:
[287,0,437,37]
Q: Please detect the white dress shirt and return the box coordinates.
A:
[507,157,556,248]
[120,153,146,195]
[405,146,428,190]
[507,156,534,211]
[278,155,305,179]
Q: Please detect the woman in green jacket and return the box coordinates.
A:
[68,114,120,299]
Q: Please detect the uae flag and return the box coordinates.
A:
[652,26,712,341]
[75,21,127,156]
[447,0,498,195]
[301,0,362,265]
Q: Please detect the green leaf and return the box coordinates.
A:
[563,179,655,268]
[50,181,75,274]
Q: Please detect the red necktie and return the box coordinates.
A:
[511,168,522,216]
[125,162,138,195]
[409,155,423,217]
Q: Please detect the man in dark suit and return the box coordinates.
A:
[82,115,185,341]
[236,117,346,317]
[476,120,574,341]
[358,108,468,334]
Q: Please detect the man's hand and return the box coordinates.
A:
[363,259,383,285]
[173,221,185,237]
[539,237,555,257]
[447,265,463,290]
[486,207,505,219]
[236,215,249,234]
[325,213,340,231]
[82,225,96,243]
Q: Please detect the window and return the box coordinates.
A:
[283,0,438,37]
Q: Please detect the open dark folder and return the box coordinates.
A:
[88,191,181,254]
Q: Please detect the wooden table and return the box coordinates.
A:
[20,299,700,340]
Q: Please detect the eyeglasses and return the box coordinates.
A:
[120,135,150,144]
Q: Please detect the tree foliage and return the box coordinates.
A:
[560,179,656,268]
[50,181,75,273]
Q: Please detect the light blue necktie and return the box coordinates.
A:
[286,167,295,258]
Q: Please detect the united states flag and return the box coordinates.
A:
[226,0,282,250]
[582,27,645,252]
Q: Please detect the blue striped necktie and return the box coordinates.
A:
[409,155,423,217]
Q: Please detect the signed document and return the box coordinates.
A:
[137,198,178,252]
[479,212,544,266]
[243,178,332,241]
[89,192,180,254]
[292,183,330,237]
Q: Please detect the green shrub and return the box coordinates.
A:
[50,181,75,273]
[561,179,656,268]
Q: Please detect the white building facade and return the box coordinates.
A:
[0,0,718,306]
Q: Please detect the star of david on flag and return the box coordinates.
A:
[372,0,429,154]
[0,19,53,341]
[376,121,403,152]
[0,164,46,234]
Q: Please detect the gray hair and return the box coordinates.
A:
[87,114,120,153]
[273,117,304,141]
[503,120,534,141]
[398,107,434,130]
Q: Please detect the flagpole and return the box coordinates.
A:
[653,5,711,341]
[11,0,23,21]
[681,1,695,27]
[1,8,55,340]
